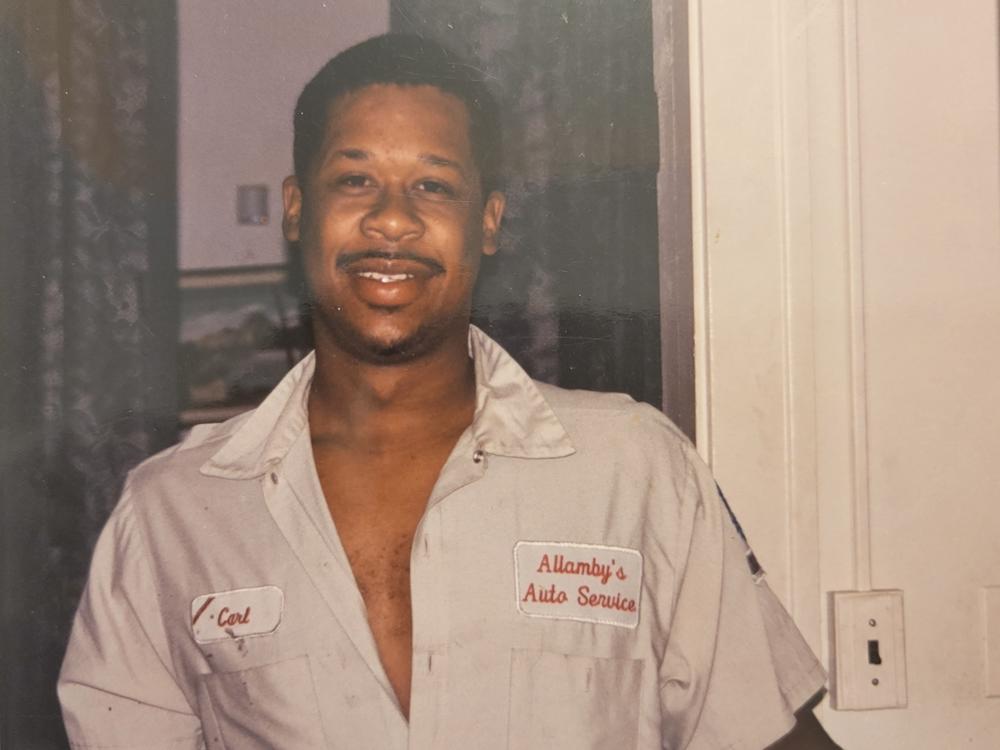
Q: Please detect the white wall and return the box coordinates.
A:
[178,0,390,270]
[687,0,1000,746]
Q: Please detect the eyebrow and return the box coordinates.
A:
[330,147,370,162]
[418,152,466,177]
[326,148,468,179]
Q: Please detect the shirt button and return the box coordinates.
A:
[472,449,485,464]
[269,472,279,484]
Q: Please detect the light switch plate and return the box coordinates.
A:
[236,184,269,225]
[984,586,1000,697]
[830,589,907,710]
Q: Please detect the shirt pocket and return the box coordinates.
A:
[196,654,326,749]
[507,648,644,750]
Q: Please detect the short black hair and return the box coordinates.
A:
[293,33,503,196]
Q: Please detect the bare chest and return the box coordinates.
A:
[312,443,452,715]
[315,453,442,599]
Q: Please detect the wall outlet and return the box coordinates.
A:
[830,589,908,710]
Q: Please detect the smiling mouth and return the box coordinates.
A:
[337,249,445,278]
[337,252,442,308]
[354,271,416,283]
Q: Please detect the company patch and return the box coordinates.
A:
[514,541,643,628]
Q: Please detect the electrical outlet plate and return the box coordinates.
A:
[830,589,907,710]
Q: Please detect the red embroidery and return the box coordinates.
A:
[576,585,637,612]
[536,553,618,585]
[217,606,251,627]
[191,596,215,626]
[521,583,568,604]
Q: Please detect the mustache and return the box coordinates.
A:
[336,249,445,274]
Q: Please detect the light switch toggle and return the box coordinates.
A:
[867,639,882,665]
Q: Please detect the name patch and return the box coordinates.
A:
[514,542,643,628]
[190,585,283,643]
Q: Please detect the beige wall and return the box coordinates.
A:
[178,0,390,270]
[686,0,1000,746]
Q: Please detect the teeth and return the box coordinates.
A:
[356,271,414,283]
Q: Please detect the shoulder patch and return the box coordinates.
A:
[716,484,765,582]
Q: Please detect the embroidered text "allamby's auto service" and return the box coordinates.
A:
[514,542,643,628]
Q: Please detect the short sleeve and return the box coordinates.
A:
[658,458,827,750]
[58,489,204,749]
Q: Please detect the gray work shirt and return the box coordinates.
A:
[59,326,826,749]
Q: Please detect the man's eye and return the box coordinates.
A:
[336,174,373,190]
[414,180,454,197]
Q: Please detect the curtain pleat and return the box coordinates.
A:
[1,2,177,746]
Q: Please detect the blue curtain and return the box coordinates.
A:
[392,0,663,407]
[0,1,177,746]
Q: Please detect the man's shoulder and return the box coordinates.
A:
[533,380,694,460]
[124,411,254,497]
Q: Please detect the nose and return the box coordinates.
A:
[360,188,424,243]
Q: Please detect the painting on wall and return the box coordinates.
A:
[178,265,310,427]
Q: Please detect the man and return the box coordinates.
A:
[59,34,841,749]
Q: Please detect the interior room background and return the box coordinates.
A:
[1,1,674,747]
[3,1,998,749]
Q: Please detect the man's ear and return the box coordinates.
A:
[481,191,506,257]
[282,176,303,242]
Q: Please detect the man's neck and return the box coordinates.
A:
[307,329,477,453]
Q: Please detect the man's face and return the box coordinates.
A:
[282,83,505,364]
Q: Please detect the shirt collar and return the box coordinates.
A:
[200,325,575,480]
